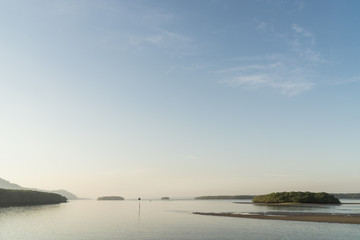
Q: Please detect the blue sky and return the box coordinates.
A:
[1,0,359,198]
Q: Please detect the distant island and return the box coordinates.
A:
[332,193,360,199]
[50,190,78,200]
[195,195,254,200]
[161,197,170,200]
[253,191,340,204]
[97,196,124,200]
[0,188,67,207]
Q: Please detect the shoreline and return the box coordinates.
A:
[234,202,360,205]
[193,212,360,224]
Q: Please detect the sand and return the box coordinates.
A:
[193,212,360,224]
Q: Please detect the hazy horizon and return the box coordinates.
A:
[1,0,360,199]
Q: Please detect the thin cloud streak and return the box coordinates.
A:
[145,30,196,56]
[292,24,313,39]
[222,73,314,96]
[218,24,322,96]
[93,2,198,56]
[214,62,283,74]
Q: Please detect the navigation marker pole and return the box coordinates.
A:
[138,197,141,217]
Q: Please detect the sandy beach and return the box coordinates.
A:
[193,212,360,224]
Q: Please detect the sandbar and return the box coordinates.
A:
[193,212,360,224]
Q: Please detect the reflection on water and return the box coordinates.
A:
[0,200,359,240]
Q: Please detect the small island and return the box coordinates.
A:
[252,191,340,204]
[97,196,124,201]
[0,188,67,207]
[161,197,170,200]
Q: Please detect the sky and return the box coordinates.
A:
[1,0,360,199]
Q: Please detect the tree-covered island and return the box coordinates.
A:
[0,188,67,207]
[253,191,340,204]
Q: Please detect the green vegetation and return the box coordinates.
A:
[97,196,124,200]
[253,191,340,204]
[195,195,254,200]
[332,193,360,199]
[0,188,67,207]
[161,197,170,200]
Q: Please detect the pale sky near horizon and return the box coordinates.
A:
[1,0,360,199]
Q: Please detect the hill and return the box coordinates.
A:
[0,188,67,207]
[0,178,23,189]
[253,191,340,204]
[0,177,78,200]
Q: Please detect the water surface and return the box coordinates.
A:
[0,200,359,240]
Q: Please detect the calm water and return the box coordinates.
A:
[0,200,359,240]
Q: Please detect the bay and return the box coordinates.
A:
[0,199,359,240]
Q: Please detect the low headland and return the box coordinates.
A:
[0,188,67,207]
[161,197,170,200]
[195,195,254,200]
[97,196,124,201]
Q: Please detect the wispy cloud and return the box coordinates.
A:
[330,76,360,85]
[257,21,269,31]
[223,74,313,96]
[146,31,192,47]
[292,24,313,38]
[218,24,323,96]
[124,29,196,56]
[145,30,196,55]
[95,2,197,56]
[215,62,283,74]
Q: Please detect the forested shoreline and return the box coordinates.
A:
[253,192,340,204]
[0,188,67,207]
